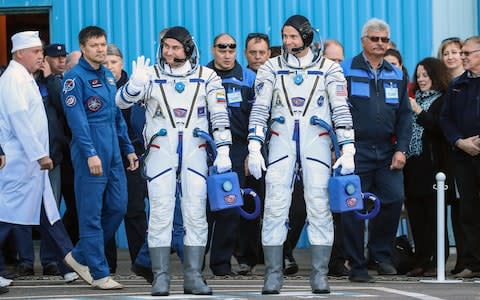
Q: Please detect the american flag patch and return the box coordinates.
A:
[216,92,226,103]
[336,84,347,96]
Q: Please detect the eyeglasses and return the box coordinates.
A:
[364,36,390,43]
[460,49,480,57]
[214,43,237,49]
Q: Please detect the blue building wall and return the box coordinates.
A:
[1,0,438,76]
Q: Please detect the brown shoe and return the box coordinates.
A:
[453,268,480,278]
[406,267,424,277]
[422,268,437,277]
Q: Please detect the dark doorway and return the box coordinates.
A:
[0,12,49,67]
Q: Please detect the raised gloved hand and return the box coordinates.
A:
[332,143,356,175]
[214,146,232,173]
[129,56,151,90]
[247,140,266,179]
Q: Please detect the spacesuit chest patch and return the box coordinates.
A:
[173,108,188,118]
[291,97,305,107]
[86,96,102,112]
[317,95,325,107]
[197,106,206,117]
[88,79,103,88]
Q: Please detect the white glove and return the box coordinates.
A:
[248,140,266,179]
[332,143,356,175]
[214,146,232,173]
[129,56,150,90]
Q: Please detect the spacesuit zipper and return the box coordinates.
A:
[176,131,183,197]
[291,119,301,187]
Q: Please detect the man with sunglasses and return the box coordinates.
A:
[205,33,257,276]
[247,15,355,294]
[340,18,412,283]
[441,35,480,279]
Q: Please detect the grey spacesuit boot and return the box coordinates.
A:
[262,246,284,294]
[310,245,332,294]
[150,247,170,296]
[183,246,212,295]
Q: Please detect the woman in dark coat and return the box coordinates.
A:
[403,57,452,277]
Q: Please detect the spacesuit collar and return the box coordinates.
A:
[164,60,192,76]
[286,48,314,68]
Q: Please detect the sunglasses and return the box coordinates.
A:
[214,43,237,49]
[364,36,390,43]
[460,49,480,57]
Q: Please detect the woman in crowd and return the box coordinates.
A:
[438,37,464,79]
[437,37,466,275]
[403,58,451,277]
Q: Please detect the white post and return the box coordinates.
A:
[421,172,461,283]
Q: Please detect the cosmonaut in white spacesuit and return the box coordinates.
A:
[116,26,232,296]
[246,15,356,295]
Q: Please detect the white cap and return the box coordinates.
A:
[11,31,42,53]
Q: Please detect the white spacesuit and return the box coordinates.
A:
[247,15,355,295]
[116,26,231,296]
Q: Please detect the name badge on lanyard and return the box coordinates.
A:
[384,82,399,104]
[227,88,242,107]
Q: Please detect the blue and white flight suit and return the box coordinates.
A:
[248,49,354,293]
[116,61,231,250]
[61,57,134,280]
[341,53,412,277]
[249,51,354,248]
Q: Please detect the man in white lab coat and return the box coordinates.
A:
[0,31,79,283]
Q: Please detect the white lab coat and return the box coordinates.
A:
[0,60,60,225]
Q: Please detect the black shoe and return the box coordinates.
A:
[43,263,61,276]
[349,273,376,283]
[0,286,8,294]
[328,262,349,277]
[375,262,397,275]
[131,263,153,284]
[17,265,34,277]
[213,270,237,276]
[283,257,299,275]
[237,263,253,276]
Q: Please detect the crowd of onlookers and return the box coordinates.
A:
[0,14,479,296]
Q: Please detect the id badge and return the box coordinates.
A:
[227,89,242,107]
[384,82,399,104]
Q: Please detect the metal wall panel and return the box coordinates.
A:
[1,0,442,76]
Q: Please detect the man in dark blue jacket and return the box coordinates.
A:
[441,35,480,278]
[61,26,138,289]
[341,18,412,283]
[206,33,256,276]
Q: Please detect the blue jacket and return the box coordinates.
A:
[341,53,412,164]
[206,61,255,143]
[0,145,3,156]
[61,57,134,162]
[37,74,68,167]
[206,61,255,168]
[440,72,480,148]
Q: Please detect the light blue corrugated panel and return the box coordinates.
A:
[1,0,433,75]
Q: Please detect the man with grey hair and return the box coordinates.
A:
[340,18,412,282]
